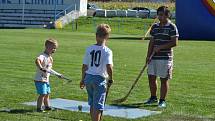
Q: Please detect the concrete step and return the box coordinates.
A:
[0,16,52,22]
[0,20,49,25]
[0,23,44,28]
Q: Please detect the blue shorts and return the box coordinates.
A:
[35,81,51,95]
[84,74,106,111]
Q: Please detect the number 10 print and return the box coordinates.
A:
[90,50,101,67]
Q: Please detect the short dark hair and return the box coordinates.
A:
[157,6,170,17]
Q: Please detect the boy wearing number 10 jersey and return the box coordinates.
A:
[80,24,113,121]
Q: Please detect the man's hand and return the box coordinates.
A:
[153,46,161,53]
[146,51,155,64]
[80,80,85,89]
[145,56,151,64]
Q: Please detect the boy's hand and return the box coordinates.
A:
[107,79,114,87]
[80,80,85,89]
[40,68,47,73]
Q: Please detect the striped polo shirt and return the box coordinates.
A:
[150,20,179,60]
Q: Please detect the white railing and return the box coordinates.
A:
[55,4,76,21]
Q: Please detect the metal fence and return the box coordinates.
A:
[69,17,155,36]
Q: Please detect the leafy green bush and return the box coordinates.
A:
[93,2,175,11]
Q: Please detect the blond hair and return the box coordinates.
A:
[96,24,111,38]
[45,38,58,47]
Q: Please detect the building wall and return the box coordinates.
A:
[0,0,64,5]
[0,0,87,16]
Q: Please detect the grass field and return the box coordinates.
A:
[0,28,215,121]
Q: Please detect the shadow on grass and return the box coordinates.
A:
[143,104,158,107]
[110,37,150,40]
[0,108,34,114]
[111,102,157,108]
[113,102,143,107]
[170,114,215,121]
[0,108,69,120]
[110,37,142,40]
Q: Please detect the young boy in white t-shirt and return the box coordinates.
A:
[34,38,63,112]
[80,24,113,121]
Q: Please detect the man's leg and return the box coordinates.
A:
[144,75,158,105]
[160,78,169,100]
[148,75,157,97]
[158,78,169,108]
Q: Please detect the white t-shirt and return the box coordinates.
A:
[34,52,53,82]
[83,44,113,78]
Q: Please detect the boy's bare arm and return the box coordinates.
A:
[106,64,113,80]
[154,37,178,52]
[81,64,88,81]
[35,58,43,70]
[80,64,88,89]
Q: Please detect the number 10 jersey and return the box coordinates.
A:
[83,44,113,79]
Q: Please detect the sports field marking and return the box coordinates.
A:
[23,98,161,119]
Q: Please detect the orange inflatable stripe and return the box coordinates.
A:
[207,0,215,10]
[202,0,215,16]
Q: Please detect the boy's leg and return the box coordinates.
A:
[93,109,102,121]
[93,91,105,121]
[90,106,94,120]
[93,75,106,121]
[44,94,50,107]
[85,74,95,120]
[43,82,51,110]
[86,83,94,120]
[35,81,47,111]
[90,106,102,121]
[37,94,45,110]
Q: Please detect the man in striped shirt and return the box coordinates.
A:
[144,6,179,108]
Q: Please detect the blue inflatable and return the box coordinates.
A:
[176,0,215,40]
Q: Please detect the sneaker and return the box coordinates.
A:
[44,106,54,111]
[144,97,158,105]
[37,108,46,113]
[158,100,167,108]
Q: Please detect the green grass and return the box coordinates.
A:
[0,28,215,121]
